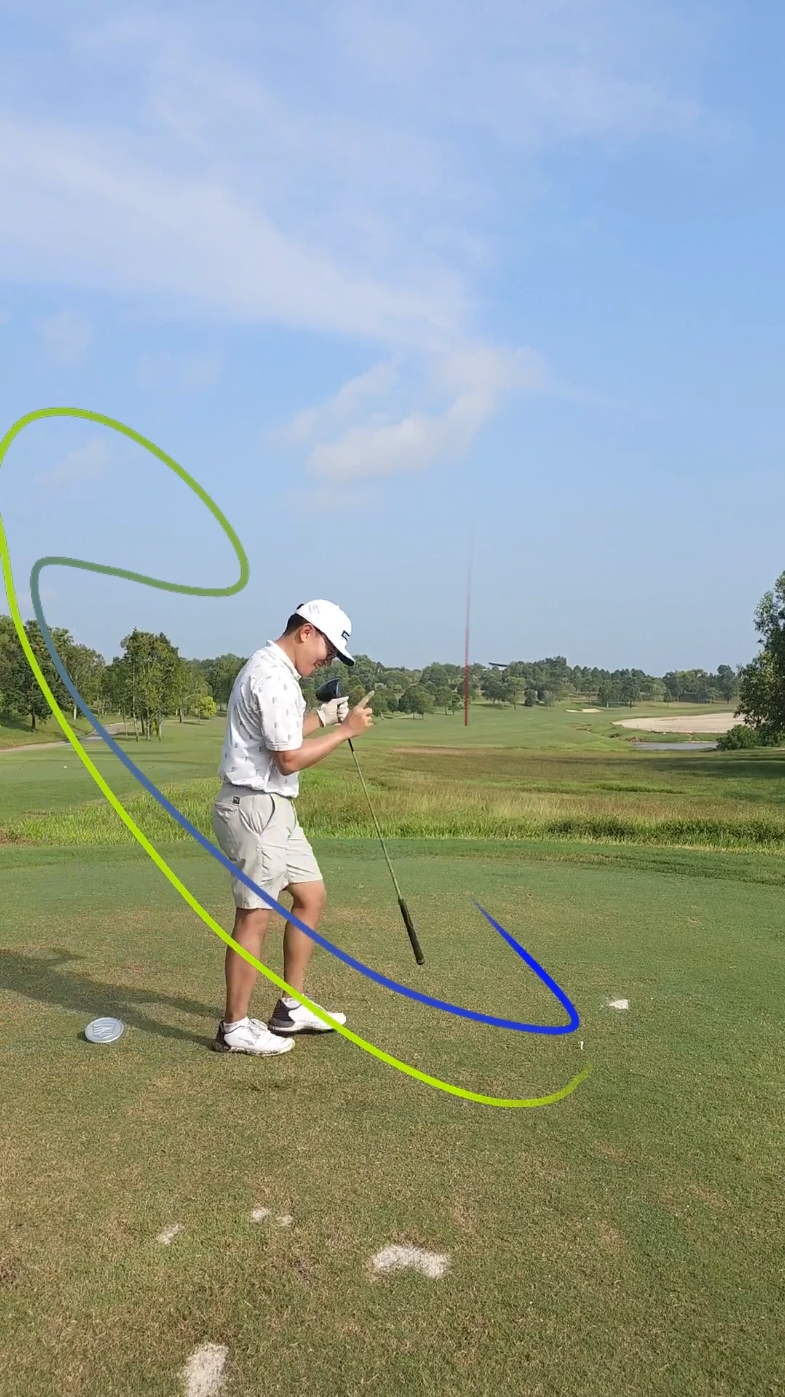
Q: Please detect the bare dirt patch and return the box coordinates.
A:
[613,712,740,734]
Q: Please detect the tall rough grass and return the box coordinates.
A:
[4,772,785,852]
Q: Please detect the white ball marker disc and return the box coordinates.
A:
[84,1016,125,1044]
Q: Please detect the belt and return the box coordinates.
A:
[223,783,293,800]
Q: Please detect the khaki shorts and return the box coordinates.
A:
[212,782,323,910]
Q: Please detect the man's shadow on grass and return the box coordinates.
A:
[0,948,218,1047]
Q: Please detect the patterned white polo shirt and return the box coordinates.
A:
[217,641,305,796]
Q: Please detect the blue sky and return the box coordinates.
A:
[1,0,784,672]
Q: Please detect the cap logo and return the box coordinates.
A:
[342,630,350,643]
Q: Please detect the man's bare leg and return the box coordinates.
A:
[224,906,272,1022]
[283,881,327,994]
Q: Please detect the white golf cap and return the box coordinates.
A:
[294,599,354,665]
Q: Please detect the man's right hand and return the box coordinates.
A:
[342,692,375,738]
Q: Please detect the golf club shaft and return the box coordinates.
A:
[348,738,425,965]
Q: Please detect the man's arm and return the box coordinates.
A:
[276,696,374,775]
[302,711,323,736]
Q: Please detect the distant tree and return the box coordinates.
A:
[480,672,507,704]
[371,689,397,717]
[63,641,106,720]
[1,620,71,729]
[197,694,217,720]
[205,653,247,708]
[620,675,641,707]
[116,630,180,740]
[662,672,684,702]
[432,684,458,713]
[736,570,785,742]
[102,657,133,732]
[173,658,210,722]
[420,663,450,692]
[715,664,740,703]
[597,681,620,708]
[377,668,409,691]
[640,677,666,702]
[398,685,435,718]
[501,674,525,707]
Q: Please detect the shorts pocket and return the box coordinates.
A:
[240,793,278,840]
[212,800,244,860]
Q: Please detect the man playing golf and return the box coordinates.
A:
[211,600,373,1056]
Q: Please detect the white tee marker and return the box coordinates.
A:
[606,998,629,1010]
[156,1222,185,1245]
[372,1245,450,1280]
[181,1343,228,1397]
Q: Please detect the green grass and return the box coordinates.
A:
[0,710,105,750]
[1,708,783,1393]
[1,838,782,1396]
[3,709,785,853]
[0,716,225,819]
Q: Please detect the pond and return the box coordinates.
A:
[632,741,718,752]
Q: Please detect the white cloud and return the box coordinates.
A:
[36,437,112,489]
[277,361,398,445]
[303,344,546,483]
[0,117,462,351]
[433,345,546,398]
[0,4,725,503]
[310,405,476,484]
[0,5,720,356]
[335,0,717,147]
[39,309,92,365]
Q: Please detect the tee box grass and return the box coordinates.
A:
[0,709,783,1395]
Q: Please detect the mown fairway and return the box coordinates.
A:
[1,710,783,1395]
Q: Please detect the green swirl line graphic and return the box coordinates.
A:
[0,407,591,1109]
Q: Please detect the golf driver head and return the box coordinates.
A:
[315,677,343,703]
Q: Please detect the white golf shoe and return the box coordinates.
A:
[267,997,347,1035]
[212,1016,294,1055]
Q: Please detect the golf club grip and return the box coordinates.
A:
[398,898,425,965]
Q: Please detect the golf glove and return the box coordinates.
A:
[317,696,350,726]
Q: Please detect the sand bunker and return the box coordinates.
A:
[614,712,741,734]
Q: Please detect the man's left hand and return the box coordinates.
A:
[317,696,350,726]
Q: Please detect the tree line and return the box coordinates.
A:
[0,619,217,737]
[718,569,785,748]
[0,612,745,734]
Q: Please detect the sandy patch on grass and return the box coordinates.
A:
[181,1343,228,1396]
[613,712,739,734]
[156,1222,185,1245]
[250,1208,271,1222]
[605,998,629,1010]
[372,1244,450,1279]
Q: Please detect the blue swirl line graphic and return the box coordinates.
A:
[30,567,578,1035]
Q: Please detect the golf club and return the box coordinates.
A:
[316,677,425,965]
